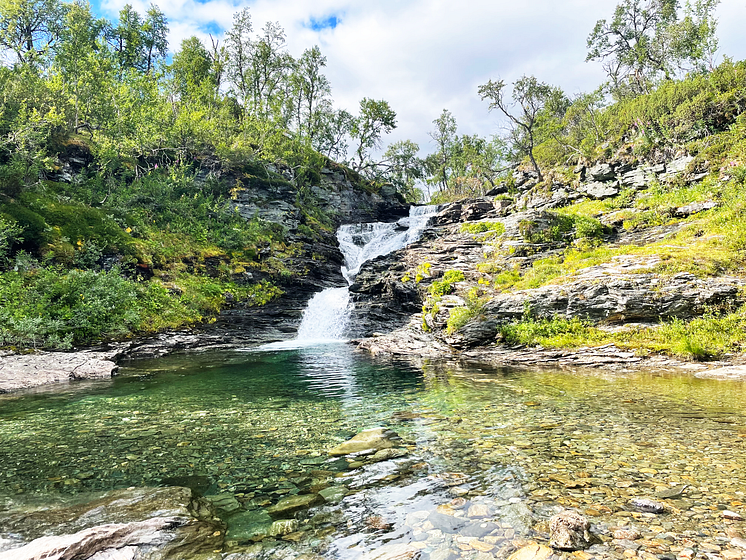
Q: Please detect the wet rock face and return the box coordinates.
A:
[347,252,424,338]
[549,510,591,550]
[315,168,409,225]
[232,165,407,231]
[0,486,225,560]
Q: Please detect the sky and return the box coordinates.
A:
[95,0,746,156]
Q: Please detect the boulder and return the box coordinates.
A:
[434,203,463,226]
[461,200,495,221]
[588,163,616,181]
[579,181,620,200]
[549,510,591,550]
[474,273,743,325]
[674,201,718,217]
[0,350,120,393]
[665,155,694,175]
[485,183,509,196]
[0,487,224,560]
[621,167,656,189]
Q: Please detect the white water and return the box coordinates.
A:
[287,204,439,345]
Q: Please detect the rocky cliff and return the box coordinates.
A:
[351,153,746,371]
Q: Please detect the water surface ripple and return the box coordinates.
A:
[1,348,745,559]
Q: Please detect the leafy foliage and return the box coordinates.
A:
[478,76,566,181]
[587,0,719,97]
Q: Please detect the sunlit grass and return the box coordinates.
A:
[498,306,746,361]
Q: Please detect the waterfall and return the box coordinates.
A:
[290,204,439,345]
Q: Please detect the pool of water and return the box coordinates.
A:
[1,346,745,559]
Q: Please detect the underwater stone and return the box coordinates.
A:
[266,494,323,519]
[318,486,347,504]
[629,498,666,513]
[549,509,592,550]
[507,543,554,560]
[328,428,400,456]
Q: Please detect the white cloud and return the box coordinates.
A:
[98,0,746,155]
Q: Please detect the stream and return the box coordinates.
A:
[1,208,745,559]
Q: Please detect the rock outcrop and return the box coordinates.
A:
[350,151,746,371]
[0,349,121,393]
[447,272,743,348]
[0,486,224,560]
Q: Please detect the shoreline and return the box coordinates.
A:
[354,321,746,382]
[4,328,746,395]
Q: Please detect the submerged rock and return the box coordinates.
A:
[328,427,401,456]
[507,543,554,560]
[549,509,592,550]
[360,543,419,560]
[225,509,272,542]
[629,498,666,513]
[266,494,323,518]
[318,486,347,504]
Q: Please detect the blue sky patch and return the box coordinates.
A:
[307,14,341,31]
[200,21,223,36]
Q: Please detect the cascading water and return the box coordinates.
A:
[291,204,440,344]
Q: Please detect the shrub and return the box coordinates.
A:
[0,267,140,348]
[428,269,465,297]
[0,216,23,264]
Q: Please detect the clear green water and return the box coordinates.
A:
[1,346,746,558]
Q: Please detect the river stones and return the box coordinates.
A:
[656,485,687,499]
[427,511,468,533]
[613,528,641,540]
[225,509,272,542]
[328,428,401,456]
[318,486,347,504]
[266,494,323,518]
[268,519,299,537]
[361,542,420,560]
[205,492,241,513]
[507,543,554,560]
[629,498,666,513]
[369,448,409,463]
[467,503,492,518]
[549,510,592,550]
[460,522,498,538]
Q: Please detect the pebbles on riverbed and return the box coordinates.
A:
[2,356,746,560]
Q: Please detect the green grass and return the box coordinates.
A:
[460,221,506,237]
[490,307,746,361]
[446,287,488,333]
[484,167,746,294]
[429,269,466,297]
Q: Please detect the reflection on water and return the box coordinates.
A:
[1,347,746,559]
